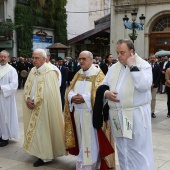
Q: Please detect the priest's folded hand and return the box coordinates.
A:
[71,94,85,104]
[26,98,36,110]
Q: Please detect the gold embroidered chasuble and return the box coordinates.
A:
[64,65,105,149]
[64,65,105,165]
[23,63,66,159]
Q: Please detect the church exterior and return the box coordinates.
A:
[66,0,111,40]
[0,0,17,57]
[67,0,170,59]
[110,0,170,58]
[1,0,170,59]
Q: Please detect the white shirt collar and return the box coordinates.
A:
[82,64,93,76]
[36,63,45,72]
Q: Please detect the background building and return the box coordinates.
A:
[0,0,17,57]
[0,0,67,59]
[66,0,110,40]
[110,0,170,59]
[66,0,111,58]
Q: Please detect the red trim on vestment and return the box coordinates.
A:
[97,129,114,170]
[66,109,79,155]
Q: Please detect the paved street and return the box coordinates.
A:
[0,90,170,170]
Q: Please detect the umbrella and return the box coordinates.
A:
[155,50,170,57]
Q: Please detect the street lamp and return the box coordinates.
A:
[123,10,146,43]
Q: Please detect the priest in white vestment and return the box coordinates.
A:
[0,50,19,147]
[64,51,105,170]
[23,48,66,167]
[102,39,154,170]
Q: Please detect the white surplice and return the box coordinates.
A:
[102,59,154,170]
[0,63,19,140]
[68,65,99,170]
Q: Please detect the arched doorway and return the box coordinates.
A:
[149,16,170,54]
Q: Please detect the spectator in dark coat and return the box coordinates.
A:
[160,55,170,93]
[58,57,68,111]
[17,57,29,89]
[9,57,18,71]
[100,54,113,75]
[150,54,161,118]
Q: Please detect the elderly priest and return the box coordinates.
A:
[23,48,66,167]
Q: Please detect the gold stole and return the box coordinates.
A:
[0,64,13,80]
[109,54,143,139]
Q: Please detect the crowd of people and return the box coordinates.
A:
[0,38,170,170]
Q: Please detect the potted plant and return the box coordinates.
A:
[128,33,138,41]
[0,19,21,40]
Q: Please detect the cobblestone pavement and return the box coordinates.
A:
[0,90,170,170]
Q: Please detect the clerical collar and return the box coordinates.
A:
[37,63,45,72]
[82,64,93,76]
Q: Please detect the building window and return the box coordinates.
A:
[152,16,170,32]
[0,2,4,22]
[156,38,170,45]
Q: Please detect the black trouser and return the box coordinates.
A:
[166,86,170,115]
[18,76,27,88]
[60,85,66,111]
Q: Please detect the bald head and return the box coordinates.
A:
[79,51,93,59]
[78,50,93,71]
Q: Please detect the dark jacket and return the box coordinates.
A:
[152,62,161,88]
[93,85,109,130]
[60,65,68,88]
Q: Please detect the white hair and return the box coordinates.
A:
[0,50,10,57]
[33,48,47,58]
[46,51,51,57]
[80,50,93,59]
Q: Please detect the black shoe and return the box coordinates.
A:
[151,113,156,118]
[33,159,45,167]
[0,139,9,147]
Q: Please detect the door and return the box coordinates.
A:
[149,32,170,54]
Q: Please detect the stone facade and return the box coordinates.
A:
[0,0,54,58]
[110,0,170,59]
[66,0,110,40]
[0,0,17,57]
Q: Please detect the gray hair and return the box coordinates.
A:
[33,48,47,58]
[0,50,10,57]
[46,51,51,57]
[80,50,93,59]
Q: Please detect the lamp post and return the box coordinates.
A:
[123,10,146,43]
